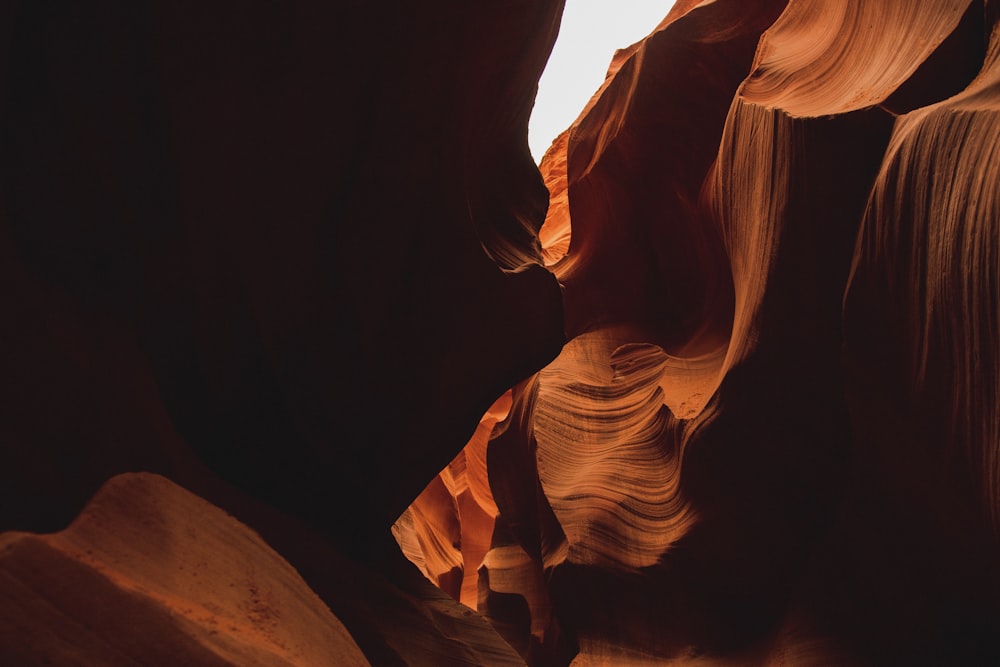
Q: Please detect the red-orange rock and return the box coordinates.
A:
[401,1,1000,665]
[6,0,1000,665]
[0,473,370,667]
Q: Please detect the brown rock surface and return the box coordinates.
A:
[1,0,561,664]
[401,1,1000,665]
[0,473,370,667]
[0,0,564,539]
[5,0,1000,665]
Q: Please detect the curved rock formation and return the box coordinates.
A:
[401,1,1000,665]
[0,0,565,540]
[1,0,564,664]
[5,0,1000,665]
[0,473,370,667]
[740,0,975,116]
[393,391,511,607]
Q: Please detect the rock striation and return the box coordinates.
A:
[397,1,1000,665]
[4,0,1000,665]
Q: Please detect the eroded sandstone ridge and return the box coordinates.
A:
[1,473,371,667]
[395,1,1000,664]
[4,0,1000,665]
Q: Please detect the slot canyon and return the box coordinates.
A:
[3,0,1000,664]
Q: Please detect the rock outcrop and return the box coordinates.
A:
[396,1,1000,665]
[0,473,371,667]
[1,0,563,664]
[4,0,1000,665]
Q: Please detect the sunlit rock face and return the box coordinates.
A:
[397,1,1000,665]
[5,0,1000,664]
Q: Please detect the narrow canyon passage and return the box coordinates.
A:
[3,1,1000,666]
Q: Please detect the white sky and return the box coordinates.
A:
[529,1,678,162]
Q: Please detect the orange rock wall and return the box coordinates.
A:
[399,1,1000,665]
[4,0,1000,665]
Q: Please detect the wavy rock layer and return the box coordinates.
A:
[5,0,1000,665]
[401,1,1000,665]
[532,334,693,570]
